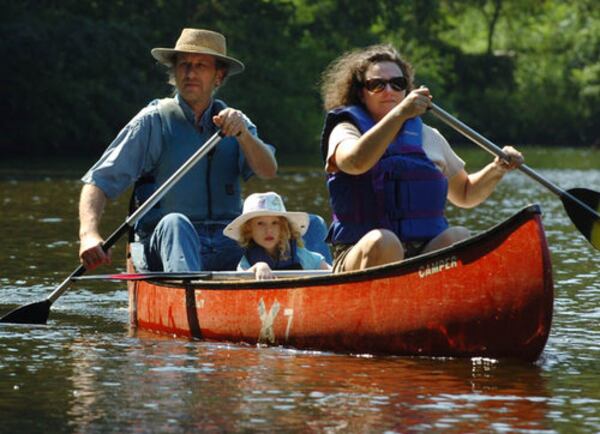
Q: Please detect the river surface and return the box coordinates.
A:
[0,158,599,433]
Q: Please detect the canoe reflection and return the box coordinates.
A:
[66,331,551,432]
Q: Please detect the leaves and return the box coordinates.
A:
[1,0,598,156]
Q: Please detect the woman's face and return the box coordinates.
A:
[360,61,407,121]
[249,216,282,255]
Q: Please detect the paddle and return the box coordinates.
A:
[0,131,224,325]
[430,103,600,250]
[72,270,332,281]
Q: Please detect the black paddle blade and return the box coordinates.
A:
[0,299,51,324]
[561,188,600,250]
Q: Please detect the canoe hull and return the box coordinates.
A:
[129,205,553,361]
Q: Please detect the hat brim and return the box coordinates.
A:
[223,211,310,242]
[151,47,245,76]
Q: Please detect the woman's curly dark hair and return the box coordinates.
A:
[320,44,414,111]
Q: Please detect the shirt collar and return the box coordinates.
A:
[175,94,215,132]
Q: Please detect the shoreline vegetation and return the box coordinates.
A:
[280,146,600,170]
[1,147,598,179]
[2,1,599,156]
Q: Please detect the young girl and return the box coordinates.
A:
[223,192,332,280]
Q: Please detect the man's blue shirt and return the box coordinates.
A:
[81,94,270,200]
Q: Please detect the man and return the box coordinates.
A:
[78,28,277,272]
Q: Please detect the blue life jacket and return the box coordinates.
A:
[244,240,303,270]
[320,105,449,244]
[133,98,244,236]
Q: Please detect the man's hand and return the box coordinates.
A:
[213,108,278,179]
[79,234,112,270]
[213,108,248,138]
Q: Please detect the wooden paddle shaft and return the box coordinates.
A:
[73,269,332,282]
[429,103,598,216]
[46,132,224,304]
[126,131,223,226]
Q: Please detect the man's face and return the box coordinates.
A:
[174,53,223,108]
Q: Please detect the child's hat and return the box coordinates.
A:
[223,192,309,242]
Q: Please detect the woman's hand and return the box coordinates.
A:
[493,146,524,173]
[448,146,525,209]
[394,86,432,120]
[249,262,275,280]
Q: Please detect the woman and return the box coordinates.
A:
[320,44,523,272]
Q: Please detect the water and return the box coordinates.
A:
[1,161,599,433]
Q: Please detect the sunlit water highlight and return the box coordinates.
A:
[1,165,599,432]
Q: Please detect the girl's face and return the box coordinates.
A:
[249,216,282,255]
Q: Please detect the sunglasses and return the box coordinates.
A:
[363,76,408,93]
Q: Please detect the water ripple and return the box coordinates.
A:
[1,168,599,433]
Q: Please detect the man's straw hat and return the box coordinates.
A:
[151,28,244,76]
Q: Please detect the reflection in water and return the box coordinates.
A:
[0,166,599,432]
[62,329,551,432]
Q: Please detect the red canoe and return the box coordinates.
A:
[128,205,553,361]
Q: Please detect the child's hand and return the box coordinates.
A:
[250,262,275,280]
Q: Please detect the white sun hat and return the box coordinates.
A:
[223,192,309,242]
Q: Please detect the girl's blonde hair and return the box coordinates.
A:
[239,216,304,259]
[320,44,414,111]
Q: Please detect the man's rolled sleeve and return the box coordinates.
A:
[81,107,162,199]
[238,117,275,182]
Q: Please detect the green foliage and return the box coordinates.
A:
[455,146,600,170]
[0,7,165,154]
[1,0,598,156]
